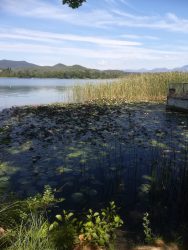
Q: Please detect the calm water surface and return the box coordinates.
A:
[0,78,112,110]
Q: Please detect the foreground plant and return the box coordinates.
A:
[25,185,64,214]
[49,210,78,250]
[0,186,63,249]
[142,212,154,245]
[50,201,123,250]
[7,215,55,250]
[79,202,123,249]
[0,185,64,226]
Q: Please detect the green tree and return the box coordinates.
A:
[62,0,86,8]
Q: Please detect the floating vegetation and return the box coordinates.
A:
[71,192,85,203]
[0,100,187,245]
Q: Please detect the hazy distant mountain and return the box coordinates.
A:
[0,59,38,69]
[125,65,188,73]
[125,68,148,73]
[173,65,188,72]
[126,67,169,73]
[150,68,170,73]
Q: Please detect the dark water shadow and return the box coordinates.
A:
[0,102,188,243]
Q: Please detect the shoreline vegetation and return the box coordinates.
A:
[0,67,126,80]
[73,72,188,103]
[0,72,188,249]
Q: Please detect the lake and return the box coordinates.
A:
[0,78,188,245]
[0,78,113,110]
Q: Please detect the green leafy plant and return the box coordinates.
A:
[49,210,78,250]
[142,212,154,244]
[79,202,123,248]
[26,185,64,214]
[49,202,123,249]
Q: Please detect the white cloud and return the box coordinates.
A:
[1,39,188,69]
[120,34,159,40]
[1,0,188,33]
[0,0,113,29]
[1,0,188,69]
[0,27,141,47]
[108,10,188,33]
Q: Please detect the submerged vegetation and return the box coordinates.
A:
[0,72,188,249]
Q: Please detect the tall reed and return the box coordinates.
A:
[73,72,188,103]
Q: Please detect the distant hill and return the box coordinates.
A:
[52,63,67,69]
[173,65,188,72]
[2,60,188,78]
[125,65,188,73]
[0,59,126,79]
[69,64,88,70]
[0,60,38,69]
[0,60,113,71]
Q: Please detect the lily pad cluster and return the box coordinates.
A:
[0,103,187,221]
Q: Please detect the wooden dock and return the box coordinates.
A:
[166,83,188,112]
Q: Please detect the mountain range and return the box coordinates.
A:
[125,65,188,73]
[0,60,92,71]
[1,59,188,73]
[0,60,125,79]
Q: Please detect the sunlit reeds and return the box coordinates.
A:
[72,72,188,103]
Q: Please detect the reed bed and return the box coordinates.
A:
[73,72,188,103]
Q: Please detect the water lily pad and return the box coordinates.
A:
[67,150,84,158]
[0,176,9,182]
[150,140,168,149]
[57,167,73,174]
[71,192,84,202]
[88,189,98,196]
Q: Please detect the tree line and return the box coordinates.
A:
[0,68,126,79]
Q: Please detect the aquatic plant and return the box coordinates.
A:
[72,72,188,103]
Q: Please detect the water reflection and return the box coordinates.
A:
[0,78,113,110]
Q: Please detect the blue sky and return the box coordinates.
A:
[1,0,188,69]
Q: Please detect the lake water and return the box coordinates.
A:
[0,78,112,110]
[0,78,188,245]
[0,102,188,242]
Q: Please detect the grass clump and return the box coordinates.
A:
[7,215,56,250]
[0,186,63,249]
